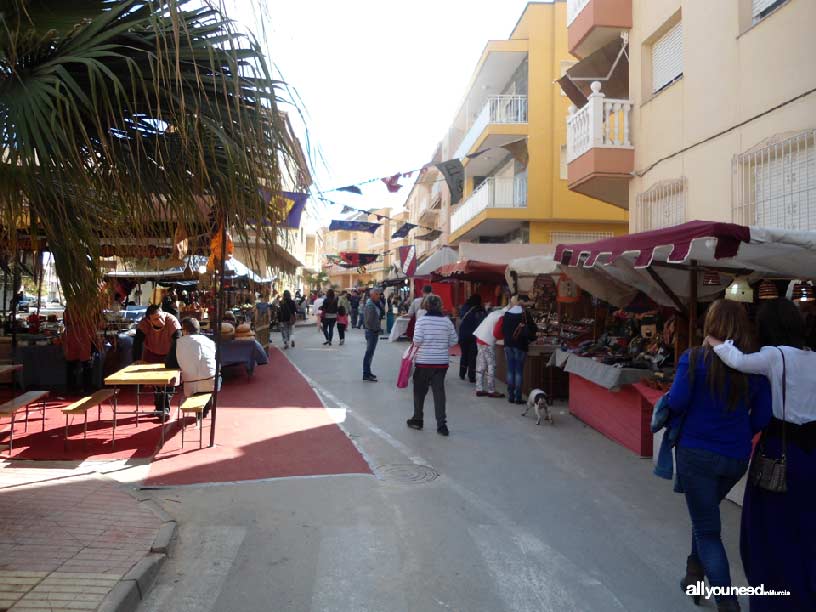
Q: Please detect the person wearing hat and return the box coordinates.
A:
[362,287,383,382]
[165,317,218,418]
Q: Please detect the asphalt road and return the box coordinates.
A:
[139,322,748,612]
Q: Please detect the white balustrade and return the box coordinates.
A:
[450,176,527,235]
[567,0,591,25]
[566,81,632,163]
[454,95,528,159]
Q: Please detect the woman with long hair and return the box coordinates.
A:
[666,300,772,612]
[320,288,338,346]
[707,298,816,612]
[458,294,485,383]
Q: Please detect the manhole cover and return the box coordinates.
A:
[375,464,439,484]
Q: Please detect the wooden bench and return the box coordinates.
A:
[0,391,50,455]
[61,389,117,451]
[178,393,212,449]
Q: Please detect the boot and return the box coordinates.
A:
[680,555,705,605]
[717,599,740,612]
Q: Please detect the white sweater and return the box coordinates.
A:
[413,314,458,365]
[713,341,816,425]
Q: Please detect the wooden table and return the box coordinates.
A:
[104,363,181,449]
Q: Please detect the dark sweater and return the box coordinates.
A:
[667,349,772,459]
[458,305,485,342]
[501,309,538,352]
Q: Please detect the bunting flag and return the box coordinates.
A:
[502,139,529,169]
[435,159,465,204]
[416,229,443,241]
[340,205,357,215]
[329,220,381,233]
[391,222,417,239]
[381,173,403,193]
[257,188,309,228]
[339,252,380,267]
[399,245,417,277]
[337,185,362,194]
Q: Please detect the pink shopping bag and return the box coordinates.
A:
[397,345,418,388]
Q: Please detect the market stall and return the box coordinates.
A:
[550,220,816,456]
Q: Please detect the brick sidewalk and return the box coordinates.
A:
[0,468,162,611]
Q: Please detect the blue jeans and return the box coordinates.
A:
[504,346,526,402]
[676,446,748,604]
[363,330,379,377]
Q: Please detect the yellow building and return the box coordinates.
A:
[444,1,627,247]
[564,0,815,232]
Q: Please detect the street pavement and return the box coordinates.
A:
[137,320,751,612]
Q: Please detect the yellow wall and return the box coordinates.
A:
[452,2,628,244]
[629,0,816,223]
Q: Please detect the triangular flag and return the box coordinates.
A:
[337,185,362,194]
[381,173,403,193]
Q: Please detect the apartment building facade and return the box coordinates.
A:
[322,208,396,289]
[564,0,815,233]
[440,1,627,249]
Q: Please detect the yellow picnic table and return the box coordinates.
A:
[104,363,181,449]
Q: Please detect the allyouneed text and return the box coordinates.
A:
[685,582,790,599]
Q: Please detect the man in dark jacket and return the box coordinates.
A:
[458,294,485,382]
[362,288,382,382]
[501,297,538,405]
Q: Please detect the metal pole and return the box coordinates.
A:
[35,251,44,320]
[209,218,228,447]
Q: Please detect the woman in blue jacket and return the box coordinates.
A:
[666,300,772,612]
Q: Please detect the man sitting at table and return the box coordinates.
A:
[165,318,217,418]
[133,305,182,416]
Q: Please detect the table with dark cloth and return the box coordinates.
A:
[218,338,268,375]
[13,344,104,390]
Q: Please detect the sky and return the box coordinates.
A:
[225,0,538,229]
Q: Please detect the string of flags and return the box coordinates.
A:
[322,139,527,239]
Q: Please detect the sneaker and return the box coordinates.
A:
[339,339,344,345]
[437,424,449,437]
[291,340,295,347]
[283,344,288,350]
[507,395,516,404]
[488,392,506,398]
[476,391,488,397]
[363,375,378,382]
[322,341,329,346]
[406,418,423,430]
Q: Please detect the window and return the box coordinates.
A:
[733,129,816,230]
[634,178,686,232]
[651,21,683,93]
[560,145,568,180]
[752,0,785,24]
[550,231,614,244]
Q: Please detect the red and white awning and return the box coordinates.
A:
[554,221,816,308]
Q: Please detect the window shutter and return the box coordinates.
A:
[651,22,683,93]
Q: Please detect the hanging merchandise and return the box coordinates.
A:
[725,276,754,303]
[328,220,381,233]
[339,252,379,267]
[556,274,581,303]
[758,279,779,300]
[792,281,815,302]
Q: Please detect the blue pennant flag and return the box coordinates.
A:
[391,222,417,239]
[329,220,381,233]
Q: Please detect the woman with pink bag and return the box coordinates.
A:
[405,294,458,437]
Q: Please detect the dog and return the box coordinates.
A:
[522,388,554,425]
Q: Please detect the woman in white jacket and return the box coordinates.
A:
[706,298,816,612]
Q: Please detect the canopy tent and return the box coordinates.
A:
[431,260,508,284]
[414,247,459,277]
[104,256,274,285]
[458,242,554,265]
[504,246,558,294]
[554,221,816,313]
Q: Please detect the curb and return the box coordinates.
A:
[98,498,177,612]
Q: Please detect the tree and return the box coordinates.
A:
[0,0,304,316]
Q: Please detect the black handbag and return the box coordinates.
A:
[748,348,787,493]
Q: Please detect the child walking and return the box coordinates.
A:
[337,306,349,346]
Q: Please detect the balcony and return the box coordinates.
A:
[454,95,528,160]
[450,175,527,236]
[567,0,631,59]
[566,82,633,209]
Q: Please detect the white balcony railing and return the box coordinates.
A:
[454,95,528,159]
[566,81,633,163]
[567,0,591,25]
[451,175,527,235]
